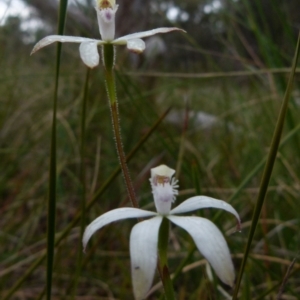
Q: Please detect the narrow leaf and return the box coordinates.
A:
[232,32,300,299]
[46,1,69,300]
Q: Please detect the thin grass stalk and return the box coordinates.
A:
[175,100,188,178]
[46,55,58,300]
[227,121,300,205]
[68,68,90,299]
[124,68,300,79]
[232,33,300,299]
[46,1,68,299]
[256,262,300,299]
[2,107,171,300]
[276,256,297,300]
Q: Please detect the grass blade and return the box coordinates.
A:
[67,68,90,298]
[232,32,300,299]
[46,1,69,300]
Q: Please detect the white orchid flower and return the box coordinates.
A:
[31,0,185,68]
[83,165,241,300]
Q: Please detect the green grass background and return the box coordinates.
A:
[1,0,300,299]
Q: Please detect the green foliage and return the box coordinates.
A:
[1,0,300,299]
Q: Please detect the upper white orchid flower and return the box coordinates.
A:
[31,0,185,68]
[83,165,241,300]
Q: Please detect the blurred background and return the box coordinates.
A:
[1,0,300,299]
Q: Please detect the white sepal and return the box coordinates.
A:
[126,39,145,53]
[130,216,162,300]
[170,196,241,229]
[114,27,185,43]
[79,42,100,68]
[31,35,97,55]
[83,208,157,251]
[167,215,235,286]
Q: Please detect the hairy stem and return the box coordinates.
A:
[103,44,138,208]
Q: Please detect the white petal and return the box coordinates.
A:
[130,216,162,300]
[126,39,145,53]
[79,42,100,68]
[83,208,157,251]
[170,196,241,229]
[168,216,235,286]
[31,35,98,55]
[114,27,185,44]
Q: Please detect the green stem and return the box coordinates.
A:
[157,217,176,300]
[102,44,138,208]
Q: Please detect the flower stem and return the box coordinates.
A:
[102,44,138,208]
[157,217,176,300]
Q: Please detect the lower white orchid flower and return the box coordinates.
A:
[83,165,241,300]
[31,0,184,68]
